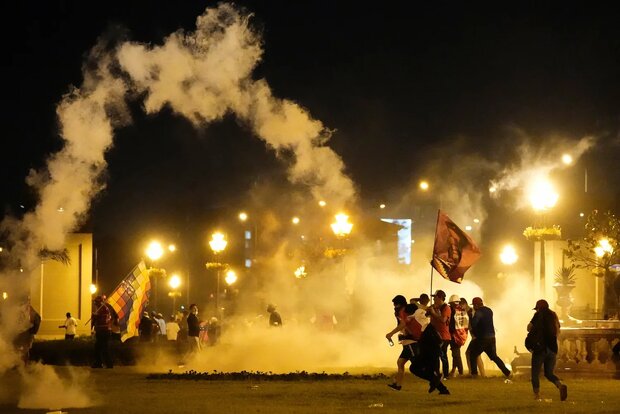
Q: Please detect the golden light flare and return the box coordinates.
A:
[419,180,429,191]
[238,212,248,221]
[169,274,182,289]
[331,213,353,237]
[294,265,307,279]
[561,153,573,165]
[225,269,237,285]
[595,238,614,257]
[499,244,518,265]
[209,232,227,253]
[528,178,558,211]
[146,241,164,261]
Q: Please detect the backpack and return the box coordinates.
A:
[524,330,544,353]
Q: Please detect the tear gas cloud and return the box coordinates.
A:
[17,363,94,410]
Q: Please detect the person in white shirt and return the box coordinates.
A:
[410,294,431,333]
[59,312,78,340]
[166,316,180,341]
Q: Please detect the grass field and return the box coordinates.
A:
[1,366,619,414]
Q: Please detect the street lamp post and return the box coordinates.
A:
[331,213,353,296]
[145,241,165,311]
[209,232,227,318]
[527,179,559,299]
[168,274,182,316]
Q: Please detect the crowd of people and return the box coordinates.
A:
[8,290,576,403]
[385,290,569,401]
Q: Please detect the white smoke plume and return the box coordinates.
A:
[17,363,93,410]
[116,3,355,206]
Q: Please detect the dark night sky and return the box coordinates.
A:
[2,1,620,293]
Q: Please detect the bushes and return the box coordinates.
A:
[30,336,140,366]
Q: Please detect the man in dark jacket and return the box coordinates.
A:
[467,297,511,378]
[187,304,201,353]
[527,299,567,401]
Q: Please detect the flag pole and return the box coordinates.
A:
[430,209,441,296]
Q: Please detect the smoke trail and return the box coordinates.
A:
[489,133,595,209]
[116,3,355,206]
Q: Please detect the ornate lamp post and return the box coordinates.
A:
[209,232,227,318]
[168,273,182,316]
[145,240,166,311]
[331,213,353,295]
[525,178,559,300]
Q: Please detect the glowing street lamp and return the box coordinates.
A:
[209,232,228,317]
[527,178,559,301]
[89,284,98,295]
[561,153,574,165]
[318,200,327,207]
[500,245,518,265]
[169,274,181,289]
[331,213,353,237]
[379,204,386,209]
[225,270,237,286]
[419,180,429,191]
[528,179,558,212]
[238,212,248,222]
[291,216,300,225]
[294,265,307,279]
[594,239,614,258]
[168,244,176,252]
[146,241,164,261]
[209,232,228,254]
[167,274,182,314]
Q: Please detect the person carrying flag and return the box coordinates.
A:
[91,295,113,368]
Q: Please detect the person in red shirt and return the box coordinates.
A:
[427,290,452,379]
[385,295,409,390]
[91,295,113,368]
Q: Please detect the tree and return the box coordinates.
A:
[565,210,620,318]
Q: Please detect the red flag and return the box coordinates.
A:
[431,210,481,283]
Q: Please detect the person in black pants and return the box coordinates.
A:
[409,323,450,395]
[467,297,510,379]
[527,299,567,401]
